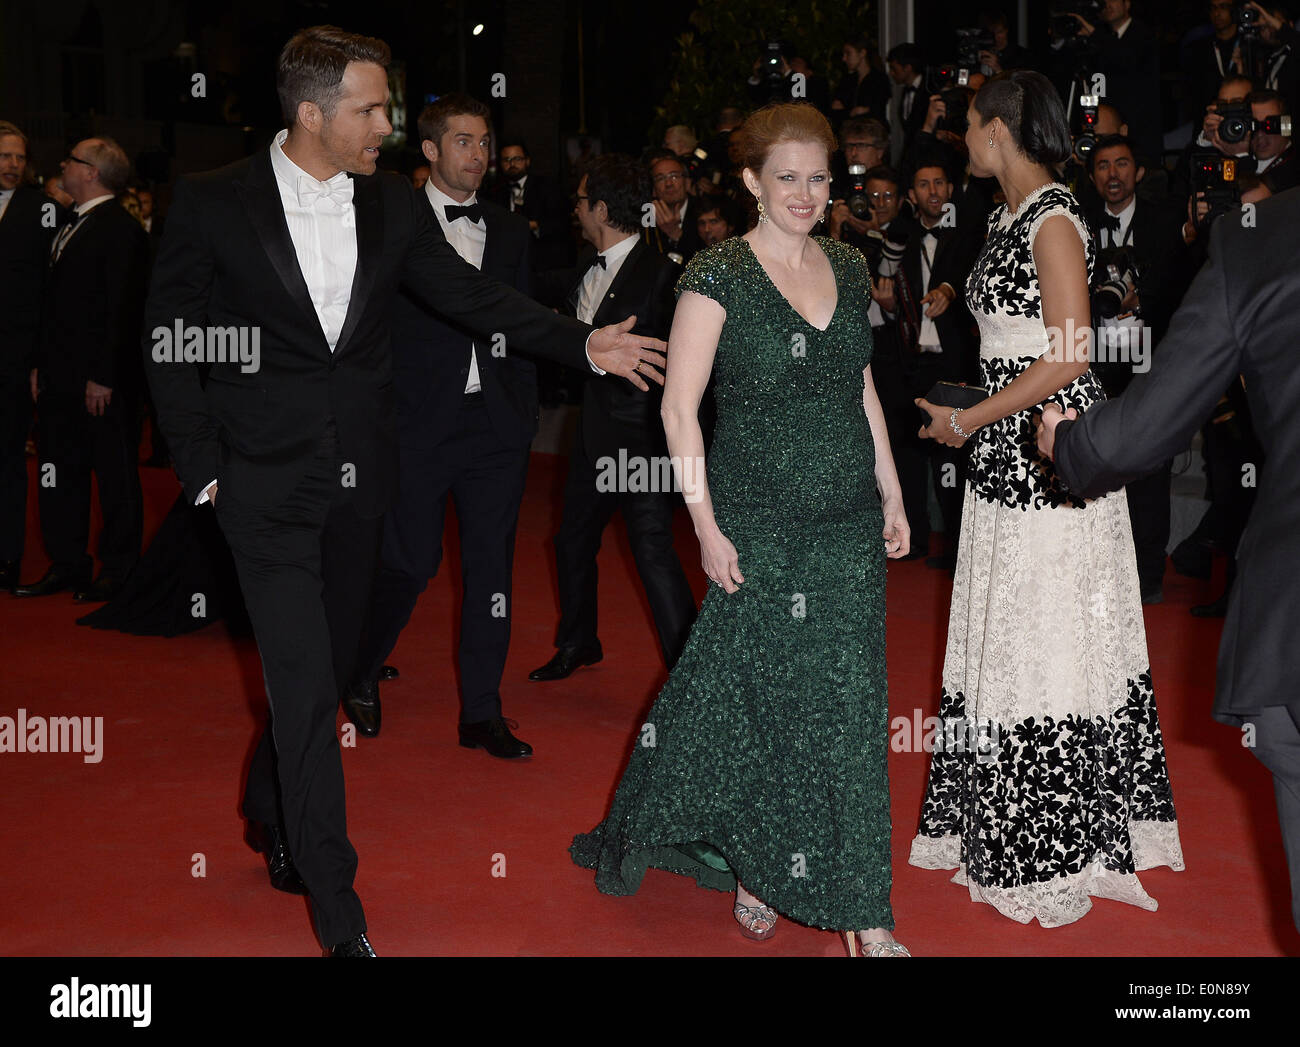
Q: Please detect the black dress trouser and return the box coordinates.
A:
[0,368,31,562]
[220,421,382,949]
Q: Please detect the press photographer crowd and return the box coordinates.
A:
[1,0,1299,962]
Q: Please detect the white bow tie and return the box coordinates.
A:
[297,172,354,211]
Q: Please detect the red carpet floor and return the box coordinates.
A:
[1,452,1294,956]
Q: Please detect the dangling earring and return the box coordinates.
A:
[756,197,768,224]
[988,135,995,149]
[818,207,827,224]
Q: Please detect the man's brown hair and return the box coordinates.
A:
[417,93,492,148]
[276,25,391,127]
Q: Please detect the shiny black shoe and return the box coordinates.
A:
[247,821,309,895]
[458,716,533,758]
[72,576,123,603]
[327,933,377,957]
[378,665,399,681]
[528,643,603,682]
[0,561,18,592]
[13,564,91,597]
[342,680,381,737]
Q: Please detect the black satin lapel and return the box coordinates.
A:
[234,152,323,343]
[334,174,383,357]
[480,207,499,275]
[591,239,643,326]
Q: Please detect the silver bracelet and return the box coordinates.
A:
[949,408,973,439]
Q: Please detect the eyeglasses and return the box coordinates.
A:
[652,172,684,184]
[500,156,527,165]
[573,193,590,204]
[63,154,95,169]
[868,190,895,201]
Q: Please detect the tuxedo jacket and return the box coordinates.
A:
[488,171,572,272]
[38,198,150,399]
[1092,18,1162,162]
[1055,187,1300,720]
[144,146,590,517]
[0,186,54,375]
[893,214,982,382]
[391,193,538,450]
[561,238,676,463]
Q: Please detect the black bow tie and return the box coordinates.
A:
[1100,212,1121,233]
[585,253,607,271]
[444,203,482,223]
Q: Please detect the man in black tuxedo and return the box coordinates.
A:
[0,122,53,592]
[144,27,665,956]
[1083,134,1191,602]
[886,44,929,165]
[1038,187,1300,936]
[530,154,696,683]
[18,137,149,602]
[345,93,545,756]
[874,156,982,568]
[490,140,573,274]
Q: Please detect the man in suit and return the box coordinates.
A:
[145,26,666,957]
[1083,133,1191,602]
[1037,187,1300,935]
[0,122,54,592]
[641,152,703,266]
[873,155,981,568]
[344,93,545,756]
[490,139,573,274]
[530,154,696,683]
[17,137,149,602]
[887,43,929,166]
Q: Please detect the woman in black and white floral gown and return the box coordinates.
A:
[909,72,1184,927]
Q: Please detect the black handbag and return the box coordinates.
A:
[919,380,989,427]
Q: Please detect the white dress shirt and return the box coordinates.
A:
[577,232,639,325]
[1100,196,1136,248]
[425,180,487,393]
[269,127,357,352]
[0,188,13,222]
[917,225,942,351]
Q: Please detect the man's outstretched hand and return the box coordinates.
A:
[1036,403,1079,460]
[587,315,667,391]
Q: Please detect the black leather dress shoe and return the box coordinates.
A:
[458,717,533,758]
[247,821,308,895]
[528,643,603,682]
[342,680,381,737]
[0,561,18,592]
[13,565,91,597]
[328,933,377,957]
[72,576,122,603]
[378,665,399,681]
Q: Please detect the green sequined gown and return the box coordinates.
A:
[570,234,892,931]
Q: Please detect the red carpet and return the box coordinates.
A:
[1,453,1294,956]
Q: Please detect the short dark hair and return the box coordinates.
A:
[886,43,923,71]
[907,146,955,187]
[499,139,530,157]
[584,153,650,234]
[1086,133,1138,173]
[973,70,1072,166]
[696,193,744,232]
[863,164,901,192]
[841,116,888,148]
[1246,88,1286,111]
[276,25,391,127]
[417,93,491,147]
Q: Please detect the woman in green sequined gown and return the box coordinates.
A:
[570,106,911,951]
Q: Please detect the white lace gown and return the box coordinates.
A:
[907,183,1185,927]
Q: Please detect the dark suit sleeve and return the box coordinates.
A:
[399,183,590,370]
[1056,216,1243,498]
[87,218,149,390]
[142,177,220,503]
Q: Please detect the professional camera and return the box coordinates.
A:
[760,40,785,97]
[1190,150,1242,227]
[1214,102,1293,145]
[1238,2,1263,41]
[845,163,871,219]
[1049,0,1103,40]
[1075,93,1100,161]
[954,26,996,69]
[1091,246,1140,320]
[926,63,972,94]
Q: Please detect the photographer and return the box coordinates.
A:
[1083,133,1190,601]
[976,10,1038,74]
[1248,88,1298,188]
[1247,2,1300,118]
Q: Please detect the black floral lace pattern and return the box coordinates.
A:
[915,675,1179,889]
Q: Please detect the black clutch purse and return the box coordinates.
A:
[919,381,989,427]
